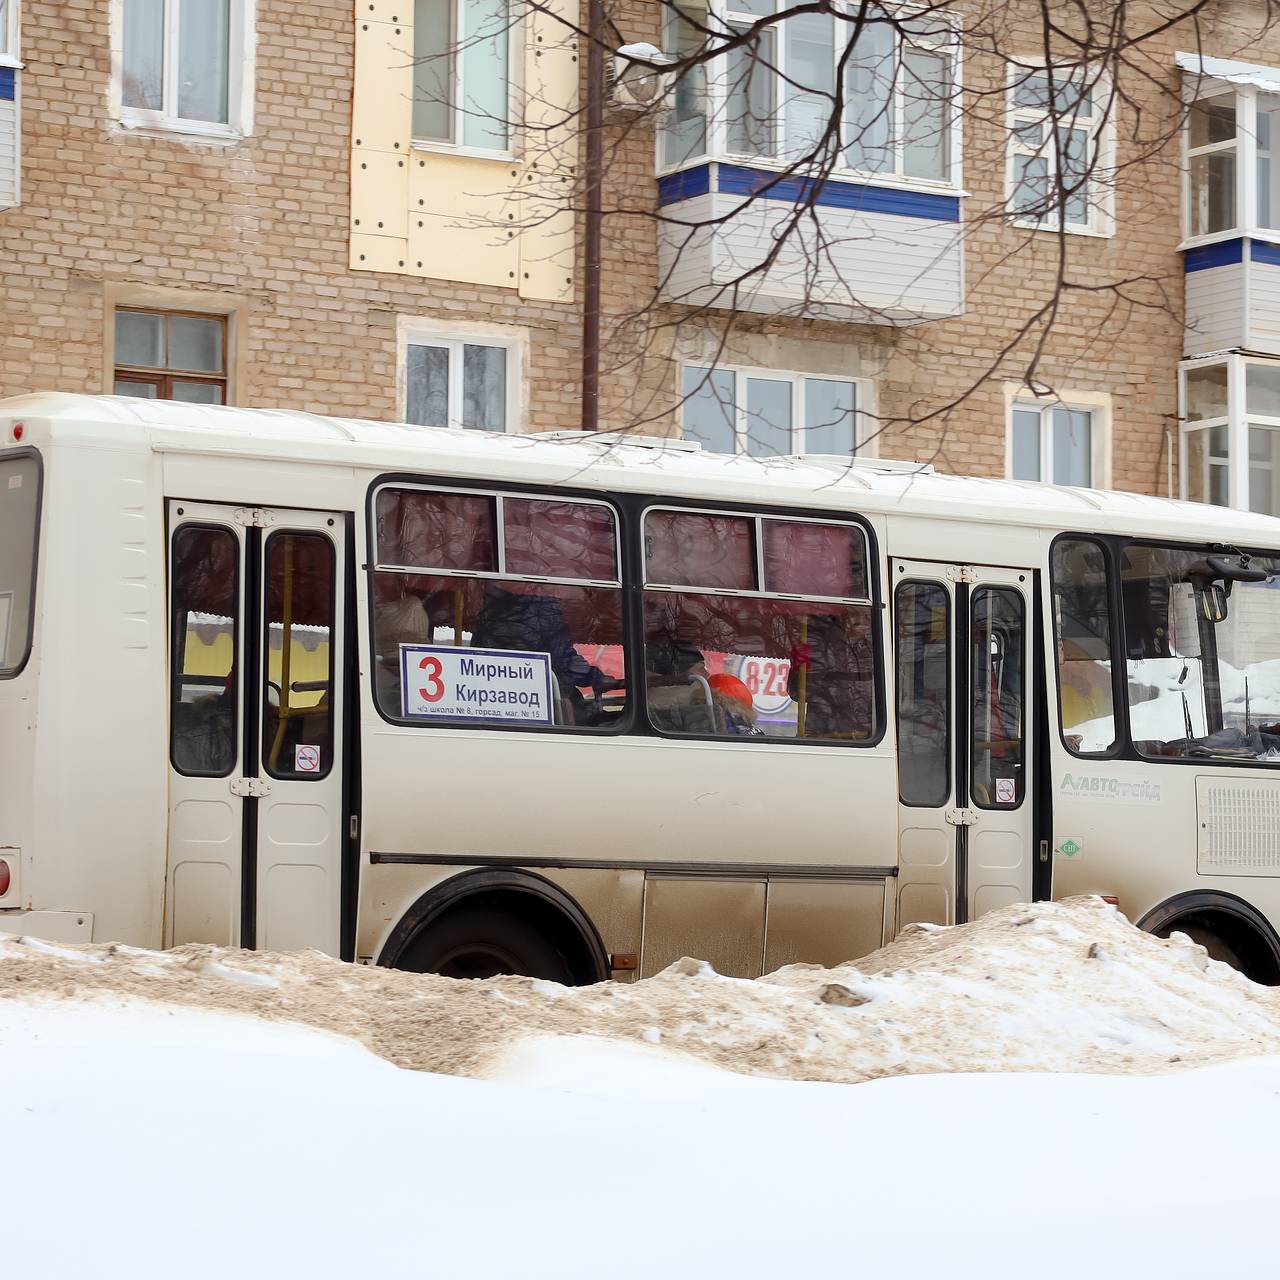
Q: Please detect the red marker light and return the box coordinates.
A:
[0,860,10,897]
[11,422,23,441]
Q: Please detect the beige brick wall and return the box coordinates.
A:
[0,1,1276,495]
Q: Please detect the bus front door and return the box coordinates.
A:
[891,560,1035,928]
[166,502,348,955]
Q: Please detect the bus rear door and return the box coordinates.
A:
[892,560,1035,927]
[166,502,349,954]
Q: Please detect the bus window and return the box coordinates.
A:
[371,486,626,730]
[1051,538,1117,755]
[894,581,949,806]
[1122,542,1280,763]
[170,525,238,777]
[0,452,39,677]
[642,509,875,742]
[263,532,335,779]
[971,587,1025,809]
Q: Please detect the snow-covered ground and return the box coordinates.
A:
[4,898,1280,1277]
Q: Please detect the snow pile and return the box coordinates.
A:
[4,997,1280,1278]
[3,896,1278,1082]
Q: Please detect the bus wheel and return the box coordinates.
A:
[398,899,576,983]
[382,872,610,986]
[1160,921,1249,973]
[1142,892,1280,986]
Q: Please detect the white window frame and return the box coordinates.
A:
[1179,353,1280,512]
[410,0,521,161]
[1005,388,1111,488]
[1181,81,1241,246]
[1005,60,1115,238]
[679,362,873,456]
[658,0,963,195]
[397,317,525,433]
[111,0,255,140]
[0,0,20,67]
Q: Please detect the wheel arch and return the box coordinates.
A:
[1137,889,1280,985]
[376,867,610,984]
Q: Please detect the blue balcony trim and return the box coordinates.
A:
[657,161,961,222]
[1250,240,1280,267]
[1185,239,1244,272]
[0,69,14,103]
[657,165,712,206]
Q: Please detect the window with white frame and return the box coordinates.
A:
[1181,67,1280,240]
[1186,88,1238,237]
[413,0,512,152]
[1008,64,1112,234]
[404,334,516,431]
[0,0,16,62]
[1181,356,1280,514]
[119,0,247,133]
[1010,401,1094,486]
[681,364,864,456]
[661,0,958,186]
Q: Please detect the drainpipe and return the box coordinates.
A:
[580,0,605,434]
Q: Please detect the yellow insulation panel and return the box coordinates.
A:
[352,19,414,154]
[349,0,578,301]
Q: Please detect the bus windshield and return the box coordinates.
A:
[1122,543,1280,763]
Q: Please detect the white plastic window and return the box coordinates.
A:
[119,0,248,135]
[663,0,958,185]
[681,364,864,456]
[0,0,14,62]
[413,0,511,152]
[1008,64,1112,235]
[405,338,512,432]
[1186,90,1237,237]
[1010,402,1093,486]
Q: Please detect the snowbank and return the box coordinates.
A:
[5,898,1280,1277]
[2,897,1279,1082]
[3,997,1279,1279]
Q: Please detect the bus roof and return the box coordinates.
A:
[5,391,1279,547]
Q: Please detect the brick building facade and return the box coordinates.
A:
[1,1,1278,506]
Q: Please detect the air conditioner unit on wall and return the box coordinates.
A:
[608,44,677,114]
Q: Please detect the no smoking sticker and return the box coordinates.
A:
[995,777,1016,805]
[295,744,321,773]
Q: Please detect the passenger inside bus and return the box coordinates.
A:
[470,584,623,722]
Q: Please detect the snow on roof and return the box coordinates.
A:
[1176,50,1280,93]
[6,391,1280,545]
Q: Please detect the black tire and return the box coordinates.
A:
[397,900,577,983]
[1159,921,1249,973]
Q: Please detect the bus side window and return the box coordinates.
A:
[894,581,950,806]
[971,587,1025,809]
[370,487,627,731]
[642,510,876,743]
[263,532,336,779]
[1051,538,1117,756]
[170,525,239,777]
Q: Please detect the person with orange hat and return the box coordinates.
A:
[708,672,764,736]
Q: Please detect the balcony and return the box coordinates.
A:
[653,2,964,326]
[1180,52,1280,357]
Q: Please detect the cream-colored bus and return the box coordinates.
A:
[4,393,1280,983]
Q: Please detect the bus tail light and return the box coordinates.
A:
[0,858,11,898]
[10,422,23,442]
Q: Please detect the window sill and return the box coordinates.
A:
[655,154,967,199]
[1008,216,1115,240]
[0,55,23,71]
[1178,228,1280,252]
[410,139,518,164]
[115,114,244,144]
